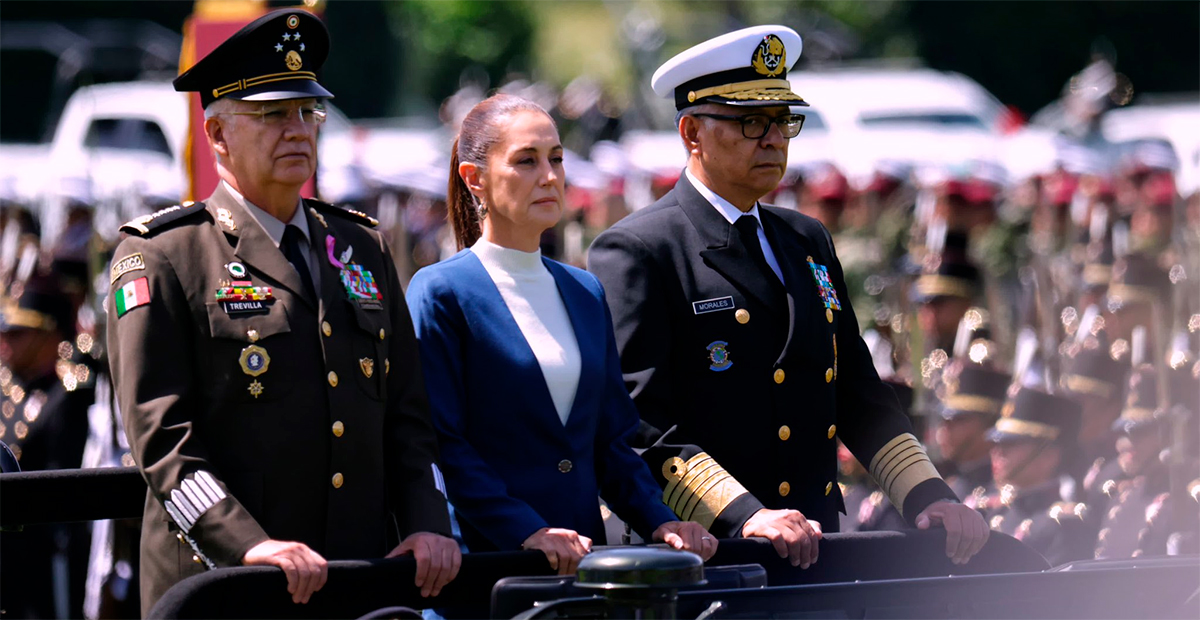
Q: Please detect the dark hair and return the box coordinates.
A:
[447,94,554,250]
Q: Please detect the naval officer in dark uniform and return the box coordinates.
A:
[588,25,989,568]
[106,10,459,613]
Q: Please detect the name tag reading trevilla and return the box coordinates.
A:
[692,296,735,315]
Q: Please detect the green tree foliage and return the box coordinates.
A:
[384,0,535,115]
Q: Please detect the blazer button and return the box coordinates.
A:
[778,425,791,441]
[779,481,790,497]
[825,368,833,383]
[826,308,834,323]
[735,309,750,324]
[825,482,833,496]
[192,555,202,564]
[322,321,332,337]
[773,369,785,384]
[558,459,573,473]
[827,424,837,439]
[247,329,260,342]
[332,421,344,437]
[328,371,338,387]
[332,473,344,488]
[379,328,386,341]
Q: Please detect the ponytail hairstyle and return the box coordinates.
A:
[447,94,555,250]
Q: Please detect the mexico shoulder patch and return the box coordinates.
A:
[115,277,151,317]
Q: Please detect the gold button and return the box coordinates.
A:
[826,308,834,323]
[825,482,833,496]
[328,371,338,387]
[192,555,202,564]
[322,321,332,337]
[774,369,785,384]
[177,533,184,543]
[558,459,573,473]
[385,359,390,375]
[778,425,791,441]
[827,424,837,439]
[825,368,833,383]
[332,421,344,437]
[379,328,386,340]
[332,473,344,488]
[247,329,260,342]
[779,481,790,497]
[735,309,750,324]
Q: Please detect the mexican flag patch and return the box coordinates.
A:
[115,277,151,317]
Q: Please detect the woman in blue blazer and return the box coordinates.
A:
[407,94,716,574]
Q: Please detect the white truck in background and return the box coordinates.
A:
[0,80,190,247]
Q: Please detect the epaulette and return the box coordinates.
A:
[307,199,378,228]
[1049,501,1087,523]
[120,201,207,236]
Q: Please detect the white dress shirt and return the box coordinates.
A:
[685,168,784,283]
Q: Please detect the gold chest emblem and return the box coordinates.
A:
[360,357,374,378]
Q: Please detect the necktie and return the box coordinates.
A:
[734,215,780,285]
[281,224,317,303]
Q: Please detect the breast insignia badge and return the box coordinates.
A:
[239,345,270,377]
[707,341,732,372]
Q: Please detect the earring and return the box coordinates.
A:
[476,199,488,219]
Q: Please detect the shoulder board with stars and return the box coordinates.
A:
[306,199,379,228]
[120,202,207,236]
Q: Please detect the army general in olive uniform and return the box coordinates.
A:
[106,11,459,613]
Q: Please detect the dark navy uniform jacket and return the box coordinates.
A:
[589,175,956,538]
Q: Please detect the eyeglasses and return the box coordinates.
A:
[690,112,806,139]
[221,103,328,126]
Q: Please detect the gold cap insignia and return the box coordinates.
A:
[285,50,303,71]
[751,34,786,77]
[286,15,300,29]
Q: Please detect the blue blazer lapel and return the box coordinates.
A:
[462,251,571,442]
[543,259,602,443]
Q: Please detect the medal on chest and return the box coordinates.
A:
[326,234,383,309]
[806,256,840,323]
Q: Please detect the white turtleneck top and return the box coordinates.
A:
[471,239,581,424]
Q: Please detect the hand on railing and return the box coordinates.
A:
[742,508,823,568]
[386,532,462,597]
[915,500,990,564]
[652,521,719,560]
[243,539,329,604]
[522,527,593,575]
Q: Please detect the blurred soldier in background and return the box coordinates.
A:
[0,269,93,618]
[982,387,1095,566]
[1092,365,1172,559]
[936,362,1009,506]
[1060,322,1130,491]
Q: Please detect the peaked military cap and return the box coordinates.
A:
[1113,364,1164,434]
[1108,253,1169,307]
[652,25,808,111]
[1061,329,1129,400]
[941,364,1012,420]
[174,9,334,108]
[989,387,1081,446]
[0,271,75,338]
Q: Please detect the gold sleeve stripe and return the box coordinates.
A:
[664,457,722,512]
[868,433,942,517]
[661,452,749,530]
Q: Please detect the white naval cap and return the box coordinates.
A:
[651,25,807,111]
